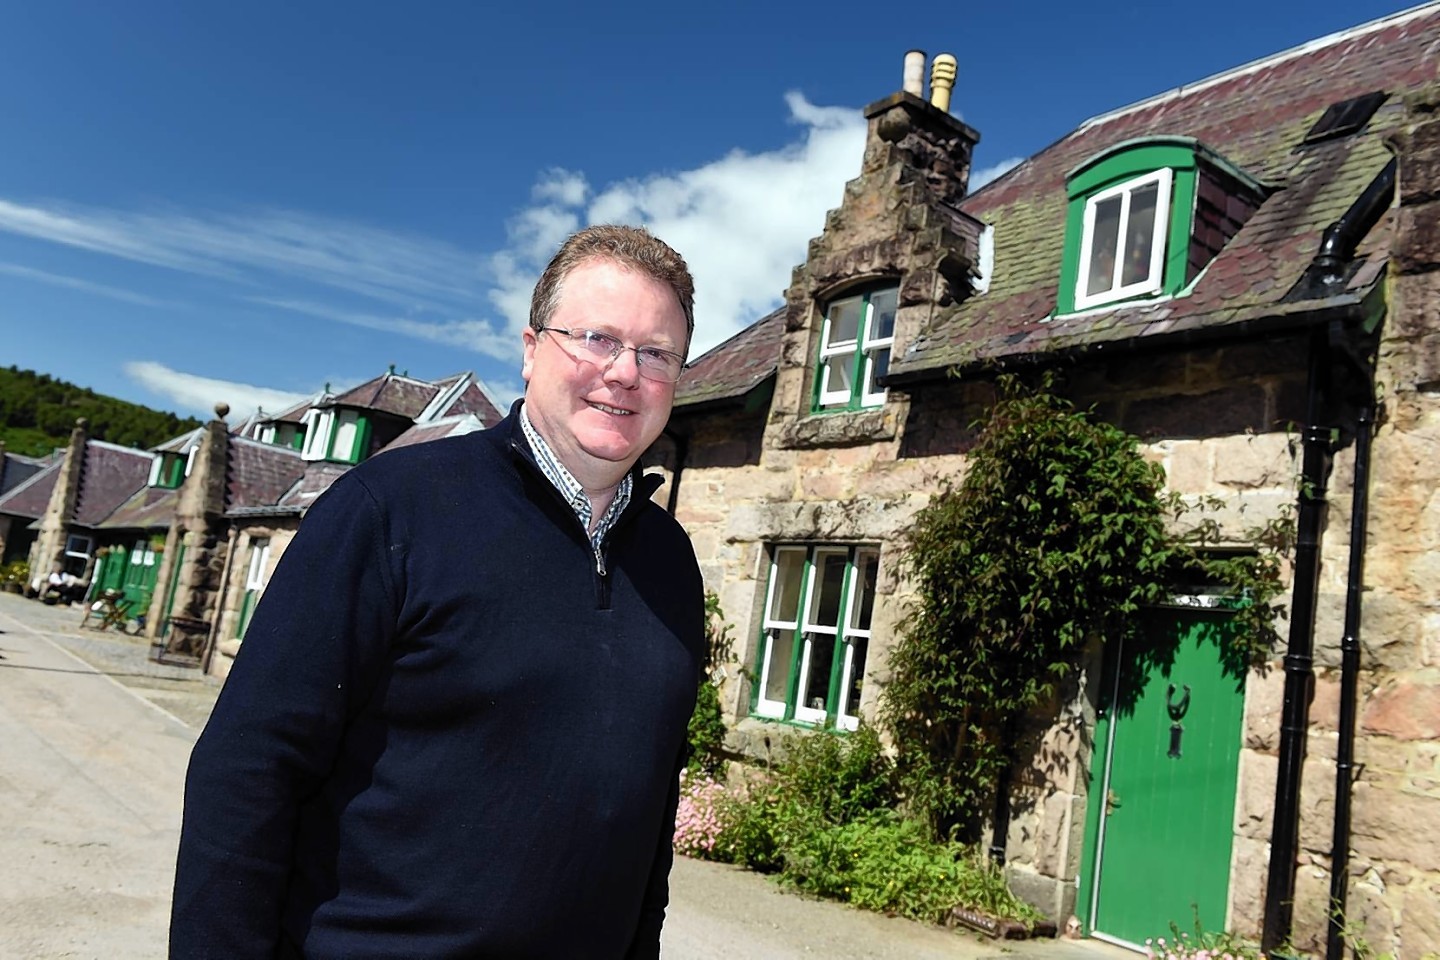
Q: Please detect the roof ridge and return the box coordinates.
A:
[231,435,304,457]
[1077,1,1440,133]
[88,438,155,458]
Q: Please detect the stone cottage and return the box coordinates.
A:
[0,368,503,679]
[661,6,1440,954]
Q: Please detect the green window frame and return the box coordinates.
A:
[812,286,897,412]
[301,408,371,464]
[148,451,186,489]
[1057,139,1201,315]
[751,544,879,730]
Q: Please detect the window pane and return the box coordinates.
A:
[764,628,797,703]
[809,552,848,628]
[820,354,855,403]
[334,411,360,461]
[1122,182,1161,287]
[867,288,897,342]
[844,637,868,717]
[803,632,836,713]
[768,549,806,624]
[1087,195,1122,296]
[865,348,890,399]
[826,297,863,346]
[850,551,879,631]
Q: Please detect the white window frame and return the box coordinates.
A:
[301,409,333,461]
[245,538,271,591]
[1074,168,1173,311]
[835,547,878,732]
[754,544,880,728]
[183,444,199,478]
[147,455,165,487]
[64,533,93,561]
[817,287,897,410]
[755,546,807,719]
[793,547,850,725]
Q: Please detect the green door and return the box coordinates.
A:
[121,541,161,611]
[1079,605,1246,949]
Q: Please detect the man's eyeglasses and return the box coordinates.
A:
[539,327,687,383]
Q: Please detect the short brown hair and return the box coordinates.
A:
[529,224,696,352]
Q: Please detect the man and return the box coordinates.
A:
[171,225,705,959]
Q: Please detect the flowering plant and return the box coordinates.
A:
[1145,927,1264,960]
[672,771,730,859]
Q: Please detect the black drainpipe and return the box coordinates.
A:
[663,428,689,516]
[1326,401,1373,960]
[1263,157,1394,955]
[1262,329,1331,954]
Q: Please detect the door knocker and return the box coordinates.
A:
[1166,683,1191,759]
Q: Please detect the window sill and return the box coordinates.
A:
[776,407,896,449]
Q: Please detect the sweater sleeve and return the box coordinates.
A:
[169,475,402,960]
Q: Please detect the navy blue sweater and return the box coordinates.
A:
[171,410,705,959]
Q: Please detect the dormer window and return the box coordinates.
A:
[1058,138,1267,316]
[814,286,897,411]
[301,408,371,463]
[149,452,186,488]
[1076,169,1172,310]
[255,421,306,450]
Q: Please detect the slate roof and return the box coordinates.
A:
[889,5,1439,379]
[272,461,353,515]
[329,372,440,419]
[99,486,179,530]
[1,451,46,497]
[226,436,306,511]
[441,381,504,426]
[381,414,488,453]
[72,441,152,527]
[0,460,60,520]
[674,308,784,410]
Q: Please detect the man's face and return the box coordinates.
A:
[521,258,687,485]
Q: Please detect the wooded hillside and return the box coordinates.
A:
[0,366,201,457]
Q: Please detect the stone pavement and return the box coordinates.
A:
[0,591,1128,959]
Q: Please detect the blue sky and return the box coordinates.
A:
[0,0,1416,420]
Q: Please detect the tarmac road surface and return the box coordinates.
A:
[0,593,1121,960]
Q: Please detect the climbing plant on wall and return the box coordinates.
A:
[879,376,1286,842]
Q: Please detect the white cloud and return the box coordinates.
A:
[251,297,520,363]
[0,261,178,308]
[9,90,874,368]
[123,360,312,419]
[0,199,482,309]
[488,91,866,356]
[971,156,1024,191]
[532,169,589,207]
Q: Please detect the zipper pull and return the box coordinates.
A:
[595,546,607,577]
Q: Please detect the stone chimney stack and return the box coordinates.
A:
[30,418,89,578]
[147,403,232,649]
[862,51,980,209]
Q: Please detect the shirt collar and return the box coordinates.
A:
[519,403,633,543]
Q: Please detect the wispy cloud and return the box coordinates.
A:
[0,199,482,310]
[486,91,866,356]
[5,91,872,366]
[250,297,519,362]
[0,261,178,308]
[123,360,312,419]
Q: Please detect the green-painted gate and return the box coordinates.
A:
[1079,604,1246,949]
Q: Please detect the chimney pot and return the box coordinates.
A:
[930,53,957,113]
[903,50,926,98]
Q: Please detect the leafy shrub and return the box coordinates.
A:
[1,559,29,586]
[685,592,732,778]
[782,812,1040,924]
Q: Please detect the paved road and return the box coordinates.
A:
[0,593,1121,960]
